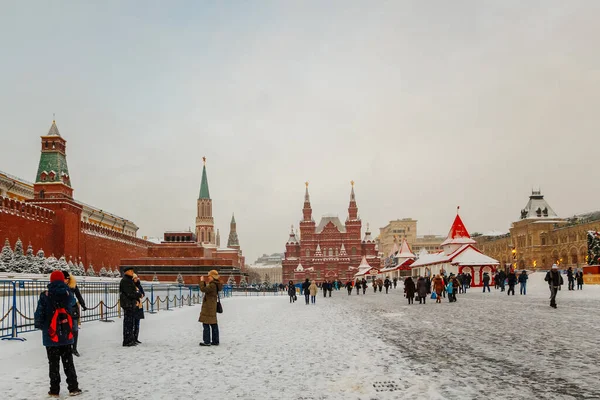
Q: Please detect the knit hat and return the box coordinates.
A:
[62,270,70,279]
[50,270,65,283]
[208,270,219,279]
[123,266,134,273]
[551,264,558,269]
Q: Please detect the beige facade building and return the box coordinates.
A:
[475,191,600,270]
[413,235,445,254]
[378,219,417,257]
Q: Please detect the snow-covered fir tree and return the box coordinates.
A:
[227,275,236,286]
[152,273,159,283]
[0,258,5,273]
[87,263,96,276]
[99,266,108,277]
[112,268,121,278]
[107,268,114,278]
[11,238,28,273]
[176,273,185,284]
[57,256,69,274]
[67,259,76,275]
[44,255,58,274]
[238,275,247,288]
[0,239,13,266]
[589,231,600,266]
[263,273,272,289]
[23,244,39,274]
[33,249,46,274]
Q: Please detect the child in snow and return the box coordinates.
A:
[34,270,82,397]
[446,280,454,302]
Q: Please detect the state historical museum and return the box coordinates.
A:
[282,182,380,282]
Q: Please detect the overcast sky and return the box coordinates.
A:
[1,1,599,264]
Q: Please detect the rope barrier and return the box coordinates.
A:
[0,307,12,323]
[15,309,35,321]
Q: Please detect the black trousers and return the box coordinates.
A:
[507,284,515,295]
[123,308,136,345]
[46,345,79,394]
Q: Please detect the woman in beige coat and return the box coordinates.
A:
[308,280,318,304]
[199,270,223,346]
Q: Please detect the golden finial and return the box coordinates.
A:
[351,180,354,186]
[305,181,309,187]
[203,156,206,165]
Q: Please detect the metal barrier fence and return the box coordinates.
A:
[0,280,232,341]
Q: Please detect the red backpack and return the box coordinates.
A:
[45,291,74,343]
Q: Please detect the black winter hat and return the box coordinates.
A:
[62,270,70,279]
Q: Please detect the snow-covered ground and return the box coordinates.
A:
[1,273,599,399]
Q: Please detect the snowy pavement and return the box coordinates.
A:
[1,273,599,399]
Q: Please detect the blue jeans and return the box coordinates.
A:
[520,282,527,295]
[483,283,490,292]
[310,295,316,304]
[203,323,219,345]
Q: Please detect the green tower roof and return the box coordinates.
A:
[199,159,210,199]
[36,121,71,187]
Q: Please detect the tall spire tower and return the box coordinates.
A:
[34,120,73,199]
[195,157,215,245]
[227,213,240,250]
[299,181,316,244]
[345,180,362,241]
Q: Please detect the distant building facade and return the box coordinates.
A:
[475,191,600,270]
[378,219,444,266]
[282,182,380,283]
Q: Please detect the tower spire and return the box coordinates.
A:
[302,182,312,221]
[227,212,240,249]
[35,120,72,199]
[195,157,214,245]
[348,180,358,220]
[199,157,210,199]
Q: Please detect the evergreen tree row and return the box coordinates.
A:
[0,238,121,278]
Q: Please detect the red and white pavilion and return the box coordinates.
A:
[411,210,499,287]
[379,238,416,279]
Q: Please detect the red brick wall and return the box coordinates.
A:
[0,199,56,255]
[79,233,149,270]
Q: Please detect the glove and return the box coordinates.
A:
[81,306,88,311]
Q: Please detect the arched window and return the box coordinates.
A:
[208,232,211,242]
[305,249,310,258]
[329,248,333,257]
[352,247,357,256]
[201,231,205,242]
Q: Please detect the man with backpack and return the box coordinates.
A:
[120,266,143,346]
[34,270,82,397]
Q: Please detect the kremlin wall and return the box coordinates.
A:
[0,121,246,283]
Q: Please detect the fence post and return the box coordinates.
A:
[188,287,192,306]
[149,285,156,314]
[179,286,183,308]
[167,287,170,311]
[100,283,115,323]
[2,281,25,341]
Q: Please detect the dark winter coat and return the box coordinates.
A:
[288,283,296,297]
[404,278,416,298]
[507,272,517,285]
[345,281,352,290]
[384,278,391,288]
[567,269,574,281]
[545,270,564,287]
[199,280,223,325]
[119,275,142,310]
[518,272,528,284]
[576,272,584,285]
[34,281,75,347]
[361,279,367,289]
[134,280,145,320]
[301,280,310,294]
[483,273,491,284]
[416,278,427,298]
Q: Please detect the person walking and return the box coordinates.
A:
[384,277,391,294]
[377,278,383,293]
[287,280,297,303]
[482,272,491,293]
[404,277,416,305]
[567,267,575,291]
[545,265,564,308]
[328,280,333,298]
[393,277,398,289]
[576,270,584,290]
[119,267,142,347]
[432,274,444,303]
[34,270,83,397]
[416,276,427,304]
[345,280,353,295]
[355,279,361,295]
[446,279,455,303]
[451,275,461,301]
[461,273,469,293]
[132,274,145,344]
[309,280,318,304]
[498,270,506,292]
[199,270,223,346]
[518,270,528,295]
[302,278,310,304]
[361,278,367,295]
[372,279,377,293]
[62,271,86,357]
[507,270,517,296]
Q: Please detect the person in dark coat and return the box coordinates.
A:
[119,266,142,347]
[545,265,564,308]
[416,276,427,304]
[506,271,517,296]
[393,277,398,289]
[384,277,391,294]
[302,278,310,304]
[497,270,506,292]
[287,280,296,303]
[567,267,575,291]
[425,276,431,294]
[404,277,416,304]
[576,270,584,290]
[63,271,86,357]
[355,279,361,295]
[345,280,353,295]
[322,280,328,298]
[328,280,333,297]
[34,270,82,397]
[132,274,145,344]
[518,270,528,295]
[361,278,367,294]
[482,272,491,293]
[199,270,224,346]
